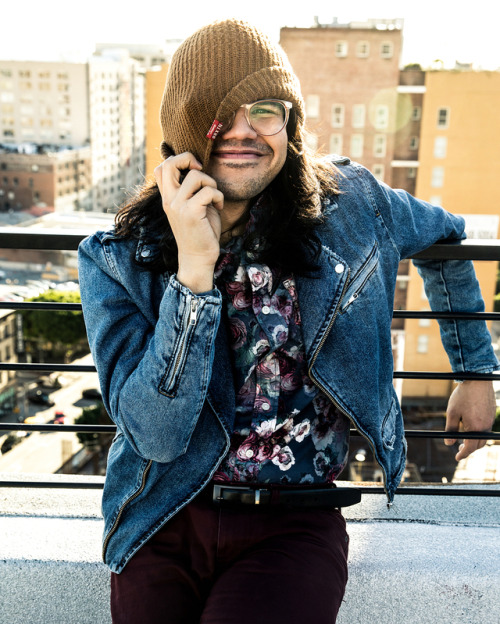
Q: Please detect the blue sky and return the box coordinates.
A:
[3,0,498,69]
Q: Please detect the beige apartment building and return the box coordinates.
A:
[280,18,403,185]
[403,70,500,400]
[0,54,145,213]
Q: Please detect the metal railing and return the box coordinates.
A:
[0,228,499,495]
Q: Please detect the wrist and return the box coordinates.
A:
[177,263,215,294]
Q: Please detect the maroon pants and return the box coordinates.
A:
[110,495,349,623]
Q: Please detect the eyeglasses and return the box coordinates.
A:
[221,99,292,137]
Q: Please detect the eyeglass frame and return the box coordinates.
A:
[222,99,293,137]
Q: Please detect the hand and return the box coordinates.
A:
[154,153,224,293]
[444,380,496,461]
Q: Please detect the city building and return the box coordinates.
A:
[403,70,500,399]
[0,145,92,213]
[0,308,17,411]
[280,18,404,185]
[145,64,169,178]
[0,53,145,213]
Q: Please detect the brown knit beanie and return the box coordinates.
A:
[159,19,305,170]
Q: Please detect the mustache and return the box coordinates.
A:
[212,139,273,155]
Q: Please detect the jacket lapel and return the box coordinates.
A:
[296,244,349,363]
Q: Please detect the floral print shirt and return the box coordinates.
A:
[213,200,350,485]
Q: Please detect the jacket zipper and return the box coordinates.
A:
[343,243,379,311]
[164,297,199,394]
[102,459,153,561]
[306,269,391,504]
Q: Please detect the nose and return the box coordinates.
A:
[220,107,258,140]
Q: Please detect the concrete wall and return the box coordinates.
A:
[1,473,499,623]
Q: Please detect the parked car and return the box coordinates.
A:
[27,389,55,407]
[82,388,102,401]
[1,431,27,454]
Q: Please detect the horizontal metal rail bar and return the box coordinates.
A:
[0,228,92,250]
[1,362,498,382]
[0,230,499,260]
[2,300,499,321]
[0,363,95,372]
[393,371,500,380]
[411,239,500,261]
[1,423,499,441]
[393,311,500,321]
[0,480,498,496]
[0,301,82,311]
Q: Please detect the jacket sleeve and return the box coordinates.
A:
[356,166,499,374]
[78,234,223,463]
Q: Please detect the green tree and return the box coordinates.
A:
[22,290,88,361]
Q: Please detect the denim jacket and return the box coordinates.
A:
[78,159,499,573]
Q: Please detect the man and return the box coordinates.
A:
[78,19,499,624]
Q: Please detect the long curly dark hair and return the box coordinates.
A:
[115,113,339,276]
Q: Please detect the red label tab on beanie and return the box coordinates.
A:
[207,120,223,140]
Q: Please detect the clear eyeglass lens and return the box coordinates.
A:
[249,101,286,135]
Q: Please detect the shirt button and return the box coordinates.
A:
[141,248,151,258]
[245,449,254,458]
[262,403,271,411]
[335,263,344,274]
[262,305,270,314]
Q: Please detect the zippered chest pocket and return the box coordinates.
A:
[159,296,199,398]
[340,242,379,314]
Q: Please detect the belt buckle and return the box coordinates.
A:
[213,484,263,505]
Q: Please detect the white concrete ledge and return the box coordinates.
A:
[1,474,499,624]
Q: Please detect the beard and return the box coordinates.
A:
[211,162,273,202]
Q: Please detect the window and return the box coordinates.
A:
[352,104,365,128]
[381,42,394,58]
[372,164,385,181]
[38,71,51,79]
[350,134,364,158]
[331,104,345,128]
[19,70,31,78]
[417,335,429,354]
[411,106,421,121]
[374,135,386,157]
[408,167,417,179]
[429,195,442,206]
[0,69,12,77]
[357,41,370,58]
[437,107,449,128]
[306,95,320,119]
[409,136,419,150]
[39,82,51,91]
[329,134,343,155]
[335,41,348,58]
[434,137,447,158]
[374,105,389,130]
[418,309,431,327]
[431,166,444,188]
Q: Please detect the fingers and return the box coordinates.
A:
[444,409,460,446]
[454,438,486,462]
[154,153,223,212]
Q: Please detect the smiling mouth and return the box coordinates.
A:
[212,150,269,160]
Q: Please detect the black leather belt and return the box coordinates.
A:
[203,484,361,508]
